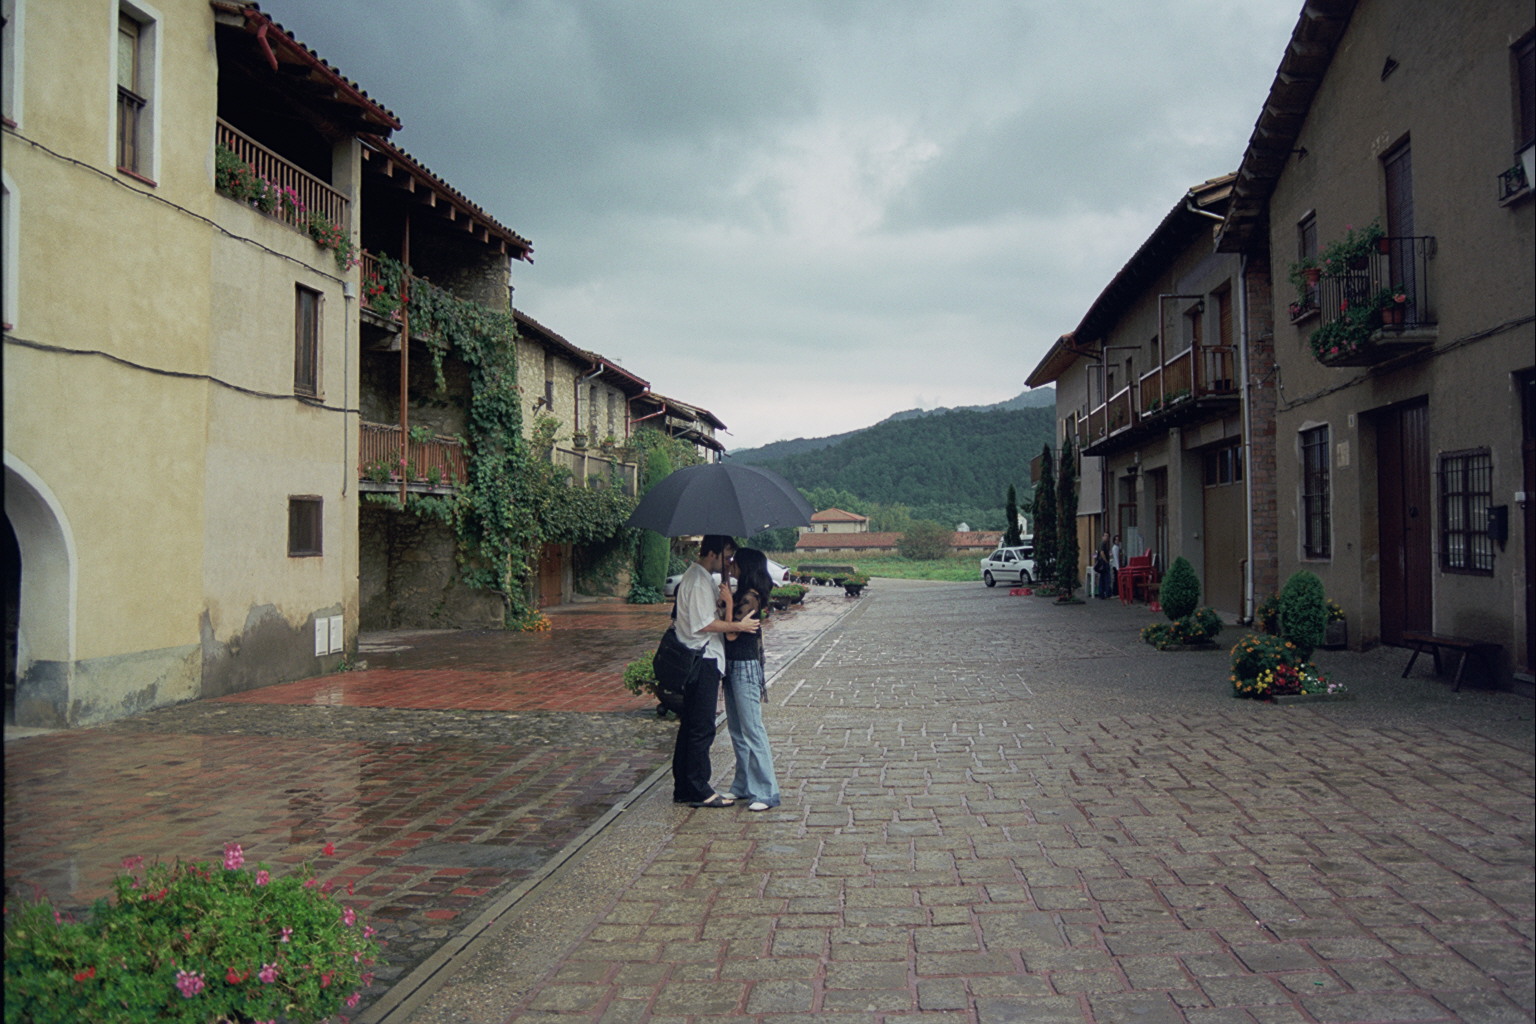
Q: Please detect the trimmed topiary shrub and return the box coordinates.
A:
[1159,556,1200,620]
[1277,570,1328,659]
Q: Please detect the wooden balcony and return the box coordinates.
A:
[1083,342,1240,457]
[358,422,466,493]
[215,119,348,235]
[551,445,640,496]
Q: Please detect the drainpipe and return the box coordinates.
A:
[1185,197,1225,222]
[1237,254,1255,624]
[575,365,604,436]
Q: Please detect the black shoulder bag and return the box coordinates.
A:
[651,627,704,714]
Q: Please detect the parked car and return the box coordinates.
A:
[664,557,790,598]
[980,545,1035,587]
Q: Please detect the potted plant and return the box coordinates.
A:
[1321,599,1348,649]
[571,431,589,450]
[1318,220,1384,276]
[842,573,869,597]
[1376,286,1409,327]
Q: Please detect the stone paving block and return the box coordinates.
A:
[1086,992,1186,1023]
[1437,988,1535,1024]
[1197,973,1291,1006]
[826,960,912,990]
[1231,943,1319,973]
[974,995,1087,1023]
[651,981,747,1015]
[743,978,817,1013]
[1301,993,1452,1021]
[820,987,916,1012]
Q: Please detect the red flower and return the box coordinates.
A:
[73,967,96,982]
[226,967,251,984]
[322,842,335,856]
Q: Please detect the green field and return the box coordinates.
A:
[770,553,981,583]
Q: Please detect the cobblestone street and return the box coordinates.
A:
[402,580,1534,1024]
[6,580,1533,1023]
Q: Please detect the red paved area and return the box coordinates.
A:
[2,598,688,997]
[217,603,676,712]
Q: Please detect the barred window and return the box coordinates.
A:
[1440,449,1493,573]
[295,285,321,396]
[1300,426,1330,559]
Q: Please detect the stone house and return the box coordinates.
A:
[1216,0,1533,691]
[3,1,395,724]
[354,137,535,630]
[1027,175,1271,618]
[805,507,870,534]
[631,392,728,462]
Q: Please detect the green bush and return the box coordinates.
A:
[4,843,379,1024]
[623,652,658,699]
[1141,607,1224,650]
[897,520,952,560]
[626,584,664,605]
[1277,570,1328,658]
[1159,556,1200,620]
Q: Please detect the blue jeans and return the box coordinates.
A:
[723,658,780,807]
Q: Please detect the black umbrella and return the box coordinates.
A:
[625,462,814,538]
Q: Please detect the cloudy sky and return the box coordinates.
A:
[272,1,1300,451]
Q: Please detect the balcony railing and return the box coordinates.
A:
[1317,235,1436,332]
[215,119,348,233]
[1082,340,1241,456]
[551,445,639,496]
[359,422,466,490]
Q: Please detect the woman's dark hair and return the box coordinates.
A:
[732,548,775,610]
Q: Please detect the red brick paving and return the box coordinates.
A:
[2,599,682,997]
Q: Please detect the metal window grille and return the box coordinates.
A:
[1439,449,1493,573]
[1301,427,1330,558]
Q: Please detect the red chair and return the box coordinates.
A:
[1117,551,1154,605]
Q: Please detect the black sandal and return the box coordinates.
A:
[690,793,735,808]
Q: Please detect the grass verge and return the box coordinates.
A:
[769,553,981,583]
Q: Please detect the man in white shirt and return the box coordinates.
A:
[672,535,759,807]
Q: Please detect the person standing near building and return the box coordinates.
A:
[672,535,757,808]
[1096,532,1113,598]
[720,548,781,812]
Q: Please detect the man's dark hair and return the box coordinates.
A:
[700,535,735,557]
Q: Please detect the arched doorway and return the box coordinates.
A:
[3,457,76,727]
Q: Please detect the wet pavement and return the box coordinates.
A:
[6,581,1534,1023]
[1,593,856,1012]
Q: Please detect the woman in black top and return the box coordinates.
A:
[720,548,781,811]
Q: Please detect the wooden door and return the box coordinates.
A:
[1522,371,1535,675]
[1202,445,1245,616]
[537,542,567,608]
[1378,400,1431,643]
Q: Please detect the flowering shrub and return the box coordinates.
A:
[521,611,552,633]
[1230,632,1302,698]
[1142,606,1224,649]
[3,842,379,1024]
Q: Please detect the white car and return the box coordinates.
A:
[663,558,790,598]
[980,545,1035,587]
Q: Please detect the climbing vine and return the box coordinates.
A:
[373,260,640,626]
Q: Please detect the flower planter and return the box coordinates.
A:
[1273,691,1355,704]
[1304,267,1321,286]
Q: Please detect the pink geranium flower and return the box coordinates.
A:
[223,843,244,870]
[175,969,205,998]
[256,869,270,886]
[259,962,279,984]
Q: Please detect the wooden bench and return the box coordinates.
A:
[1400,630,1503,691]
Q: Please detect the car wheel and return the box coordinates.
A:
[983,571,996,587]
[1020,570,1032,584]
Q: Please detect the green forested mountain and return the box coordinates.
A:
[731,405,1056,529]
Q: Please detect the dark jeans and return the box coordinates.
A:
[672,658,722,802]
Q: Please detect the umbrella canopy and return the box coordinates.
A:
[625,462,814,538]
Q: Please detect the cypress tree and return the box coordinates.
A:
[631,447,672,600]
[1056,437,1080,597]
[1033,445,1057,586]
[1002,485,1022,547]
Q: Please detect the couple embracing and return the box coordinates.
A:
[670,535,781,811]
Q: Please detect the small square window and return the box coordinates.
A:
[288,496,322,557]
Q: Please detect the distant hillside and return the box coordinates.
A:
[732,404,1055,513]
[883,387,1056,423]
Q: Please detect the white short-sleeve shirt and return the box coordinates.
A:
[674,561,725,669]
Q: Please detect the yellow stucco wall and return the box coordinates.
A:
[4,0,362,722]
